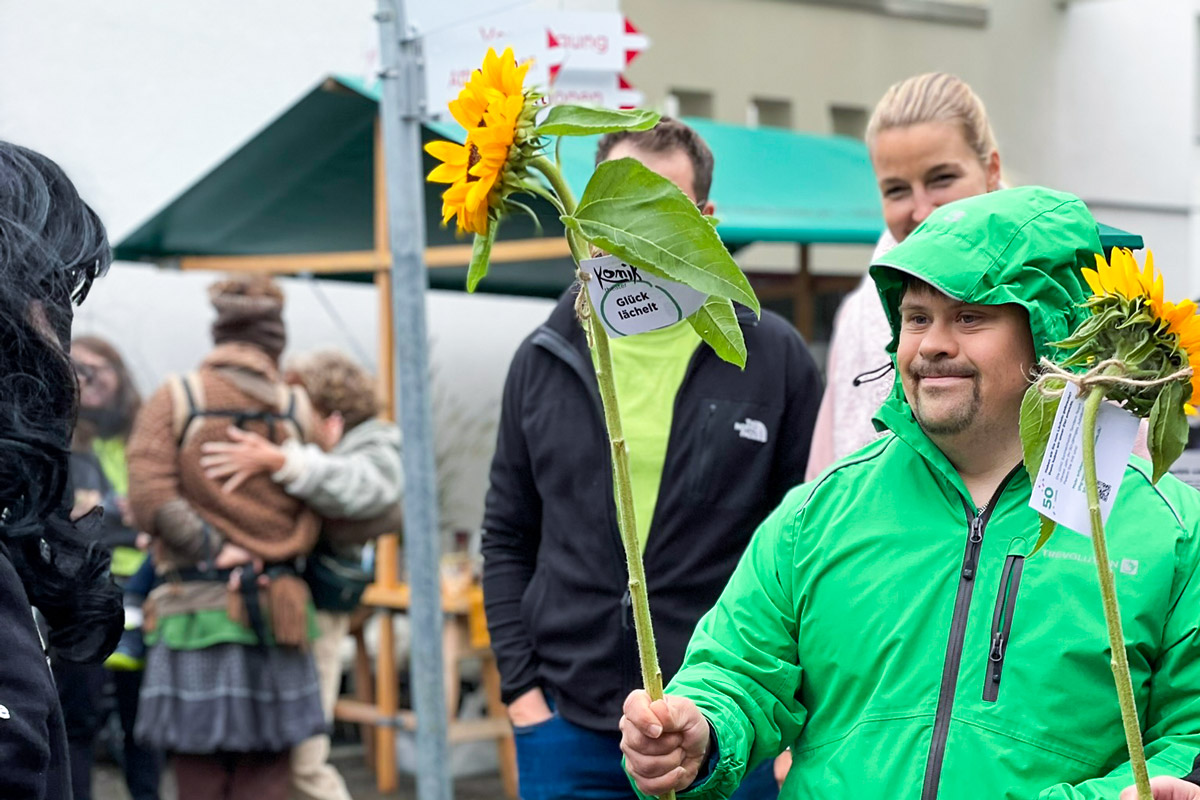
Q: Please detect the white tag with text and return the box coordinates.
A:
[1028,383,1138,537]
[580,255,707,338]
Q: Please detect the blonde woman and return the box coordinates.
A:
[804,73,1001,480]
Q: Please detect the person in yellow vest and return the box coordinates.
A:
[56,335,162,800]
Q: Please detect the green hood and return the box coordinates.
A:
[866,186,1102,487]
[869,186,1101,424]
[870,186,1101,367]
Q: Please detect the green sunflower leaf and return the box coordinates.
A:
[1149,380,1189,483]
[535,106,660,137]
[1029,514,1057,557]
[1019,381,1063,487]
[562,158,760,314]
[466,217,498,293]
[686,296,746,368]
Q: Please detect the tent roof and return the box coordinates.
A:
[556,118,885,245]
[114,74,1141,289]
[113,75,890,264]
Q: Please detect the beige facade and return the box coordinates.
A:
[621,0,1198,305]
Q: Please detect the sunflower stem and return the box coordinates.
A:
[534,152,674,799]
[1081,381,1152,800]
[580,288,673,800]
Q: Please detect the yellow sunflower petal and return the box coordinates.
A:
[1180,319,1200,349]
[424,140,468,164]
[427,162,466,183]
[482,48,503,88]
[1097,258,1118,295]
[468,202,489,235]
[1169,299,1198,327]
[500,55,517,96]
[1082,267,1103,296]
[1123,260,1144,299]
[449,96,482,130]
[1151,272,1165,311]
[466,174,498,210]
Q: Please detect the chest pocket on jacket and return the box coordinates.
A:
[688,398,782,509]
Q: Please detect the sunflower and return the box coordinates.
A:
[425,47,541,235]
[1079,248,1200,412]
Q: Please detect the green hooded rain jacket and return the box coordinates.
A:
[659,186,1200,799]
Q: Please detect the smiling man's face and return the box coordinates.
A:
[897,280,1035,440]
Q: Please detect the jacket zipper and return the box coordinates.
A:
[982,554,1024,703]
[690,402,718,498]
[920,465,1021,800]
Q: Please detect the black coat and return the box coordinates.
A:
[0,543,72,799]
[68,449,138,553]
[482,291,823,731]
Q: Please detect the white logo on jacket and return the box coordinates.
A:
[1043,548,1139,577]
[734,418,768,444]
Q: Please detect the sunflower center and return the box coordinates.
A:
[466,142,482,183]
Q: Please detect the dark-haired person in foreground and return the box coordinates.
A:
[481,118,823,799]
[0,141,124,799]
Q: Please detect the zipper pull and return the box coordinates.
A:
[989,631,1006,683]
[989,631,1005,664]
[620,589,632,631]
[961,517,984,580]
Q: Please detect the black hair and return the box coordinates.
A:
[0,142,121,663]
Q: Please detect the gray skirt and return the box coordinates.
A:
[135,641,326,754]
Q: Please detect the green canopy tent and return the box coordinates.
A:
[113,74,895,340]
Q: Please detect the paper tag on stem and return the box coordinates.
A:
[580,255,706,338]
[1028,383,1138,537]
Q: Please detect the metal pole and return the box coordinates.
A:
[374,2,452,799]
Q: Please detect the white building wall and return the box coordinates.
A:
[1048,0,1197,296]
[625,0,1198,293]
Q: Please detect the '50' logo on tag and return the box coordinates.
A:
[1040,485,1057,511]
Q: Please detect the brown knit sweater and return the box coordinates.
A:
[128,343,320,570]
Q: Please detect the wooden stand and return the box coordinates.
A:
[334,580,517,798]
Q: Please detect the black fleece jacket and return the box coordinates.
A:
[481,289,822,731]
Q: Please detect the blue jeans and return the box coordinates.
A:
[514,709,779,800]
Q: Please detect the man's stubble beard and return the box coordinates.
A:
[912,375,983,437]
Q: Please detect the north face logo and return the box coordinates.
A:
[734,418,768,444]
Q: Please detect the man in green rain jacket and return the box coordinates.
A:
[619,186,1200,799]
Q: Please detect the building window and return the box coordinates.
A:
[787,0,987,27]
[748,98,793,129]
[666,89,714,120]
[830,105,869,140]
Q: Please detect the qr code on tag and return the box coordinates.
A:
[1097,480,1112,503]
